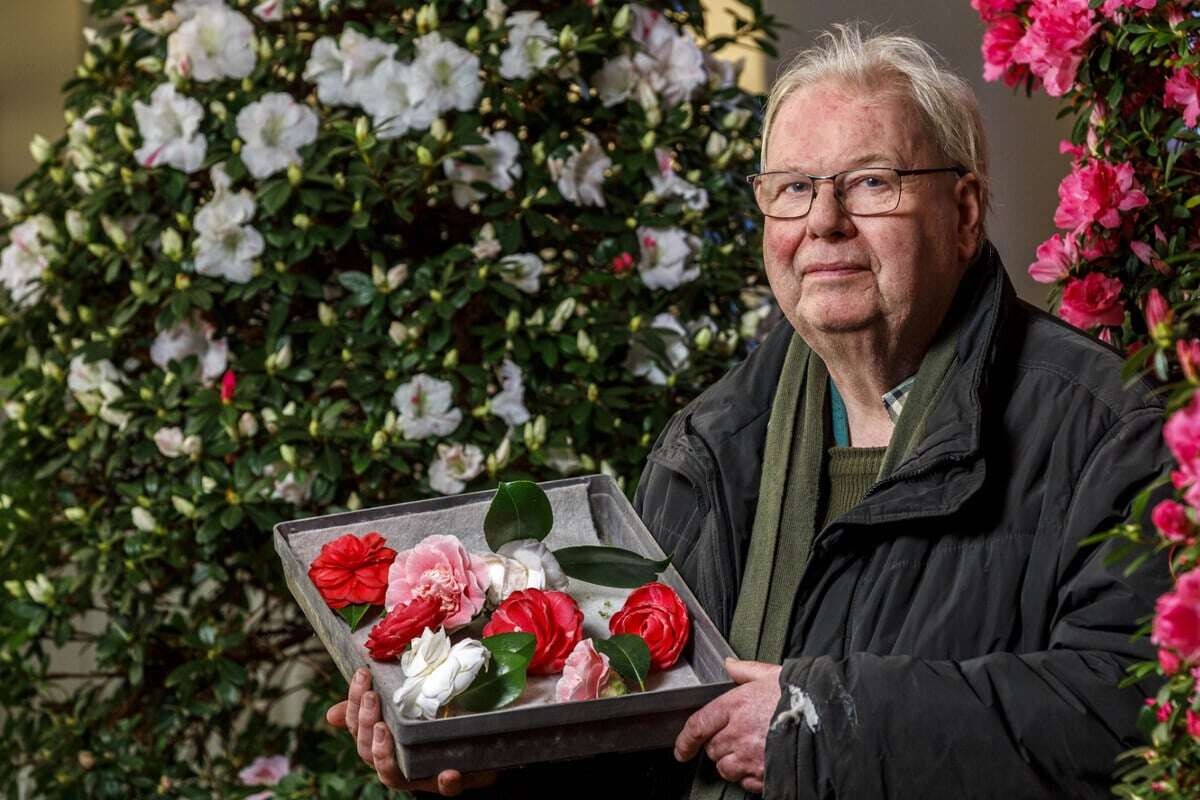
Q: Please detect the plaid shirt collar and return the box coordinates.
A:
[882,375,917,424]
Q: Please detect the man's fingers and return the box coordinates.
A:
[674,699,730,762]
[742,777,764,794]
[436,770,464,796]
[715,752,745,783]
[356,691,380,764]
[371,722,409,789]
[346,668,369,741]
[326,700,347,729]
[725,658,779,685]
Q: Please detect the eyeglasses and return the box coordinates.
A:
[745,166,967,219]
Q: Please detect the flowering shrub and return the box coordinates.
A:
[0,0,777,795]
[975,0,1200,794]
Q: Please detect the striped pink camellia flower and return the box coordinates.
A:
[1053,159,1149,231]
[1057,273,1124,329]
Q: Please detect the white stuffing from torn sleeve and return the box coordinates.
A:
[771,685,820,733]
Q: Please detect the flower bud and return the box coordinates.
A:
[640,131,657,151]
[585,344,599,362]
[587,383,599,402]
[629,315,643,333]
[262,407,280,433]
[576,329,592,355]
[523,421,539,452]
[101,216,127,250]
[371,430,387,451]
[465,25,481,48]
[612,4,632,36]
[355,116,371,146]
[65,210,88,242]
[705,131,729,160]
[319,302,337,326]
[417,145,434,166]
[495,435,512,468]
[430,288,444,303]
[171,496,196,517]
[416,3,438,33]
[287,163,303,186]
[549,298,576,332]
[64,506,87,522]
[721,109,752,131]
[238,412,259,438]
[174,273,191,290]
[135,55,163,73]
[231,138,242,155]
[160,228,183,261]
[558,25,578,51]
[201,476,217,493]
[430,117,449,142]
[131,507,158,533]
[282,401,297,416]
[275,340,294,371]
[693,327,713,351]
[292,213,312,230]
[182,435,203,457]
[115,123,137,153]
[442,348,459,369]
[388,321,410,345]
[534,414,547,442]
[1145,289,1173,347]
[346,492,362,511]
[0,193,24,220]
[29,134,53,164]
[280,443,297,466]
[505,308,521,334]
[308,417,320,437]
[49,167,66,185]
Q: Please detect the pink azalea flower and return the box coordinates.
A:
[221,370,237,403]
[1144,288,1173,334]
[1165,67,1200,128]
[972,0,1020,22]
[1058,273,1125,329]
[1130,240,1155,265]
[1028,233,1077,283]
[239,755,291,800]
[1178,338,1200,383]
[1010,0,1100,97]
[981,16,1029,87]
[1165,395,1200,508]
[1152,499,1194,544]
[1099,0,1157,18]
[1153,569,1200,662]
[1158,701,1174,723]
[1059,138,1085,162]
[1190,709,1200,739]
[1053,160,1149,232]
[1160,646,1182,675]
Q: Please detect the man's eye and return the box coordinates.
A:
[783,181,812,194]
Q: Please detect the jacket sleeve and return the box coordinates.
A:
[763,408,1174,800]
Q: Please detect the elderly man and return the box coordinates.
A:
[329,26,1171,799]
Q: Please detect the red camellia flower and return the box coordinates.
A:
[307,532,397,609]
[609,582,690,671]
[1058,272,1125,329]
[483,588,584,674]
[365,595,446,661]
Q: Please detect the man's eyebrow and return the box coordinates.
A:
[770,153,901,173]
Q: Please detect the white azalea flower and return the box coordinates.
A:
[166,3,256,82]
[359,58,435,139]
[236,93,319,179]
[150,314,229,385]
[704,51,744,90]
[593,55,637,107]
[393,629,489,720]
[490,358,530,428]
[67,356,131,428]
[498,253,543,294]
[543,445,583,475]
[154,426,186,458]
[0,218,56,308]
[392,373,462,440]
[627,312,689,386]
[271,469,314,506]
[636,226,700,290]
[414,33,482,115]
[133,83,207,173]
[650,148,708,211]
[252,0,283,21]
[499,11,559,81]
[193,166,263,284]
[627,6,705,107]
[428,442,485,495]
[303,37,358,107]
[548,132,611,208]
[443,130,522,208]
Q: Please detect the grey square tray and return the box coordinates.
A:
[274,474,736,779]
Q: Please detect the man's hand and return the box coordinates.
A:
[325,668,498,796]
[674,658,782,795]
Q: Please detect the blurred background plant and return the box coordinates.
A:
[0,0,778,795]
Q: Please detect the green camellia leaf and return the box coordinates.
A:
[484,480,554,550]
[595,634,651,692]
[482,631,537,662]
[337,603,373,632]
[553,546,670,588]
[455,651,530,712]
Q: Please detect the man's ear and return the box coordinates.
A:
[955,172,984,266]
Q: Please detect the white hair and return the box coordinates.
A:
[761,24,989,220]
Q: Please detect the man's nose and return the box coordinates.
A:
[806,182,854,238]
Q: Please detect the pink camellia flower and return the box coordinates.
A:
[1177,339,1200,383]
[385,534,490,629]
[981,16,1029,87]
[220,369,237,403]
[1028,233,1077,283]
[1189,709,1200,739]
[239,755,291,800]
[554,638,626,702]
[1058,273,1125,329]
[1152,568,1200,661]
[1053,159,1149,231]
[1164,67,1200,128]
[1152,499,1193,544]
[1009,0,1099,97]
[1159,646,1181,675]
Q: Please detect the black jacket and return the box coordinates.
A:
[633,243,1173,799]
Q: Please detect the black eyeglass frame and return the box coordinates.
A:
[744,166,969,220]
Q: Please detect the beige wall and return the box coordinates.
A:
[763,2,1069,304]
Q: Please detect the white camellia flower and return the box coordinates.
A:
[593,55,637,107]
[304,30,397,107]
[443,130,522,208]
[414,33,482,114]
[392,373,462,440]
[428,442,485,495]
[549,132,611,207]
[490,359,530,428]
[133,83,207,173]
[628,312,689,386]
[393,629,489,720]
[153,426,186,458]
[67,356,131,428]
[650,148,708,211]
[0,217,56,308]
[497,253,543,294]
[636,226,700,291]
[193,165,264,284]
[235,93,320,179]
[359,58,435,139]
[166,3,256,82]
[480,538,569,606]
[499,11,559,81]
[150,314,229,385]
